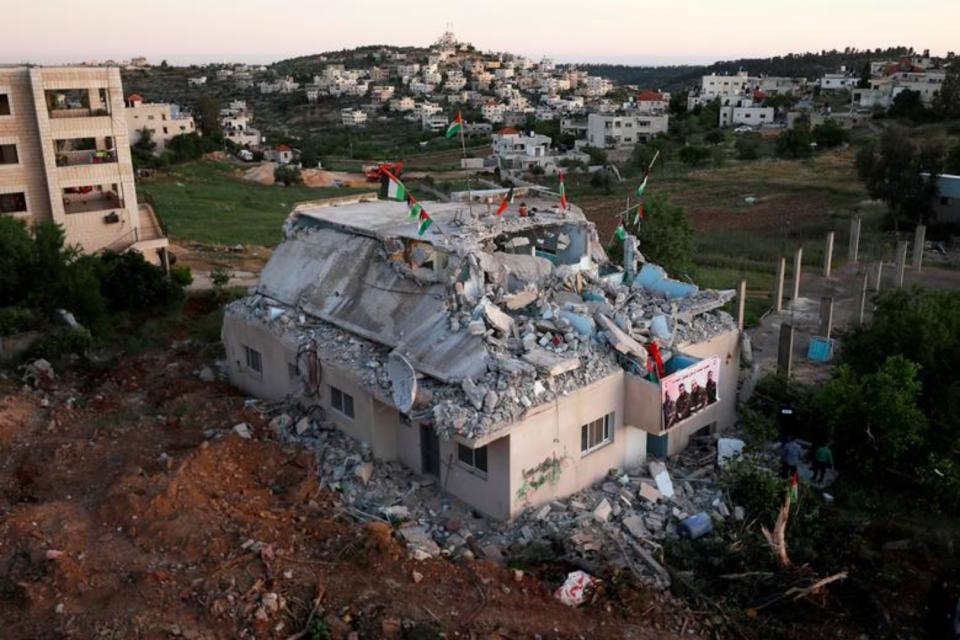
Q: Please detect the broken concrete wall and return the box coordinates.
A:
[623,373,663,435]
[222,310,300,401]
[555,224,590,265]
[505,371,639,519]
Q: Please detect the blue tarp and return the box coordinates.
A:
[633,264,699,299]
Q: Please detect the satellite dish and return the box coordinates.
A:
[387,352,417,414]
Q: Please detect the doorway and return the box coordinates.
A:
[420,424,440,477]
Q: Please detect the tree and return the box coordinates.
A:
[704,129,725,145]
[581,145,607,165]
[856,62,871,89]
[888,89,929,121]
[856,127,944,228]
[669,90,688,115]
[679,144,710,166]
[195,95,222,137]
[775,124,813,158]
[934,62,960,120]
[274,164,302,186]
[629,192,696,276]
[811,119,848,148]
[735,137,760,160]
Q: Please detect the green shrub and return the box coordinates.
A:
[26,328,92,361]
[170,265,194,288]
[679,144,710,166]
[735,137,760,160]
[98,251,183,312]
[0,307,37,336]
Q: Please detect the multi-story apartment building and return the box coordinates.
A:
[0,66,168,264]
[125,94,196,151]
[586,113,669,148]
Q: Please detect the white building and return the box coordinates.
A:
[341,108,368,126]
[482,101,507,123]
[820,72,857,91]
[125,94,197,151]
[719,106,775,127]
[586,113,669,148]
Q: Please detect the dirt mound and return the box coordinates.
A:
[243,162,277,185]
[301,169,369,188]
[0,346,698,639]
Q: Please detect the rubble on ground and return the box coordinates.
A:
[263,401,740,590]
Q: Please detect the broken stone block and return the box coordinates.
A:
[648,461,675,498]
[468,320,486,336]
[535,504,552,520]
[638,481,662,504]
[593,498,612,522]
[268,413,291,436]
[504,288,539,310]
[382,505,411,522]
[354,462,374,485]
[399,526,441,560]
[295,416,312,435]
[198,366,215,382]
[622,515,648,539]
[483,390,500,413]
[232,423,252,439]
[733,506,745,522]
[523,348,580,377]
[482,302,514,335]
[461,378,487,411]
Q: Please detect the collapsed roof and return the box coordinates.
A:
[232,192,736,440]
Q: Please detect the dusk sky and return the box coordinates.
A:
[5,0,958,66]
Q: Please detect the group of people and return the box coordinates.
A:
[662,371,718,428]
[780,436,835,484]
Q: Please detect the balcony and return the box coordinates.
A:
[62,186,123,215]
[56,149,117,167]
[48,107,110,119]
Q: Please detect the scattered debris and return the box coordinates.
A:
[554,570,600,607]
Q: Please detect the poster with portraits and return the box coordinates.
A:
[661,356,720,429]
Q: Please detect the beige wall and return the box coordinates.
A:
[126,101,196,151]
[0,69,51,225]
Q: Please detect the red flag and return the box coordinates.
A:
[558,172,568,209]
[646,342,665,378]
[495,186,514,216]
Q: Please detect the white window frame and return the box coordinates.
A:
[242,344,262,376]
[330,386,355,419]
[457,443,489,477]
[580,412,614,455]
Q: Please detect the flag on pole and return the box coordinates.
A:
[417,210,433,236]
[407,195,422,219]
[614,224,627,242]
[495,186,514,216]
[632,203,644,226]
[558,172,568,209]
[788,471,799,504]
[635,173,649,197]
[445,111,463,138]
[386,172,407,201]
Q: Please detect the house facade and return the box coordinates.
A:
[0,66,168,263]
[222,192,741,520]
[586,113,669,148]
[125,94,196,151]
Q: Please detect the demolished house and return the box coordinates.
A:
[222,190,740,520]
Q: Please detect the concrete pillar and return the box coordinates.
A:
[894,240,908,288]
[774,257,786,312]
[791,247,803,301]
[737,279,747,331]
[777,323,795,378]
[823,231,835,277]
[624,235,639,282]
[819,296,834,339]
[858,270,869,326]
[912,225,926,272]
[874,261,883,292]
[848,217,861,264]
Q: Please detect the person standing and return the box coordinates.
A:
[780,438,803,479]
[812,441,834,484]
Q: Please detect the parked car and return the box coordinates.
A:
[734,125,754,134]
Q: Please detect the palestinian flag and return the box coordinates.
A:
[495,186,514,216]
[417,210,433,236]
[614,224,627,242]
[445,112,463,138]
[788,471,799,504]
[386,172,407,201]
[632,203,644,226]
[407,195,423,219]
[636,173,649,197]
[558,172,568,209]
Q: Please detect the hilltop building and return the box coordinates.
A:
[222,190,740,519]
[0,66,168,263]
[125,94,196,151]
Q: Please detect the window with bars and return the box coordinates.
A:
[580,412,614,454]
[243,345,262,374]
[331,386,355,419]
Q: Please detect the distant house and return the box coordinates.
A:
[125,94,197,151]
[265,144,294,164]
[930,174,960,223]
[187,76,207,87]
[634,90,670,115]
[586,113,668,148]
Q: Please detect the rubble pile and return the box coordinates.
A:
[264,404,742,590]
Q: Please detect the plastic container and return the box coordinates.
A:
[679,512,713,540]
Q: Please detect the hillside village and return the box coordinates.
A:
[2,20,960,640]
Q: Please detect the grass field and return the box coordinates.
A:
[138,161,372,246]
